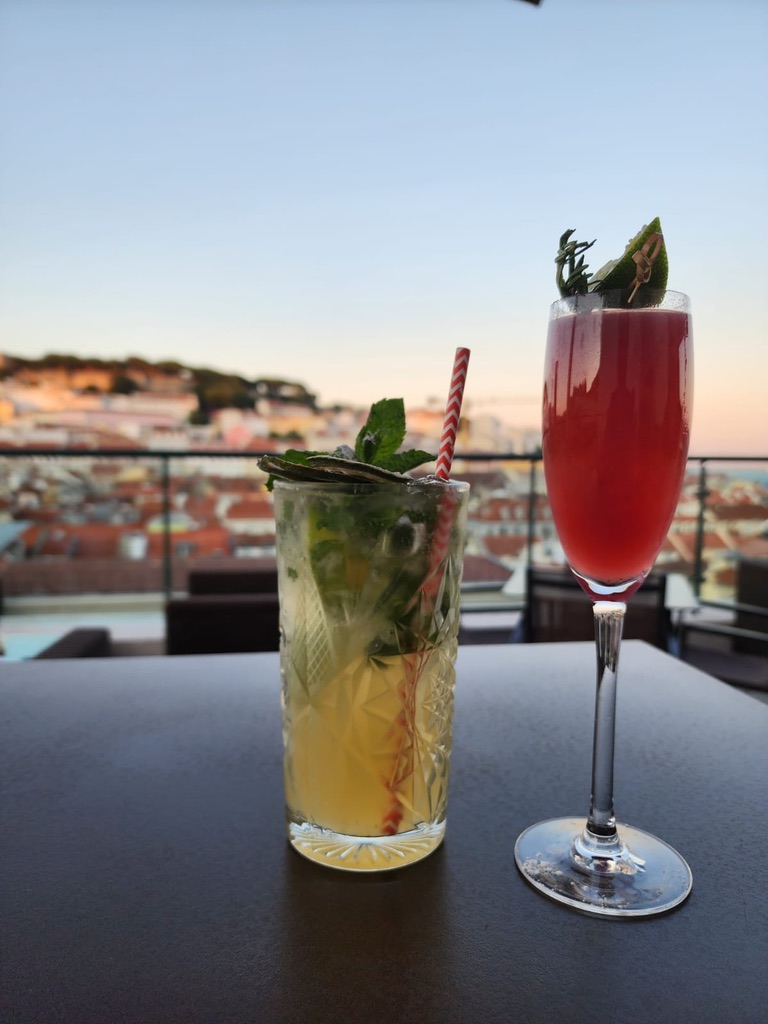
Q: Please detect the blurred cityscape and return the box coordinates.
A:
[1,353,767,609]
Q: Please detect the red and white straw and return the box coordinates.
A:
[420,347,471,601]
[434,347,470,481]
[380,347,472,837]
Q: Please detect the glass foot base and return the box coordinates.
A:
[288,820,445,872]
[514,817,692,918]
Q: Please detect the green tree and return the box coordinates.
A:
[111,374,140,395]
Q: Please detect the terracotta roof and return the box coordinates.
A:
[702,531,734,551]
[483,535,528,558]
[224,498,274,520]
[73,525,125,557]
[461,553,511,584]
[144,525,232,558]
[182,496,219,521]
[710,504,768,522]
[21,523,124,558]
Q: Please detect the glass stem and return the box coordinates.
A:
[586,601,626,839]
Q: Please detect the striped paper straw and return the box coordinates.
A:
[421,345,471,599]
[435,347,470,480]
[380,347,471,837]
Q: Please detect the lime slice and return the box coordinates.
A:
[591,217,669,297]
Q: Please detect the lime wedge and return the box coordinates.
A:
[591,217,669,298]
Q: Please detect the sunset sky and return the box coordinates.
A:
[1,0,767,455]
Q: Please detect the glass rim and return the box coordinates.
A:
[549,288,690,317]
[271,476,470,495]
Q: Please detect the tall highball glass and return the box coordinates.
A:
[514,288,694,917]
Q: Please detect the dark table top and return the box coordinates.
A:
[2,641,767,1024]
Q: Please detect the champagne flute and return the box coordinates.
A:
[514,287,694,917]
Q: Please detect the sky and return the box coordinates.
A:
[1,0,767,455]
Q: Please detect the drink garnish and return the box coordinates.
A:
[556,217,669,304]
[261,398,440,652]
[304,455,417,483]
[258,398,436,489]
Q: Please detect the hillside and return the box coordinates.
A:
[0,352,316,419]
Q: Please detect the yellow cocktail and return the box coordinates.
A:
[274,478,469,871]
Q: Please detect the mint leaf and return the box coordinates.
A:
[279,448,326,466]
[354,398,406,466]
[378,449,436,474]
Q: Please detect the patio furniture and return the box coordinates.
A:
[165,559,280,655]
[33,627,112,659]
[679,623,768,690]
[732,556,768,652]
[187,560,278,596]
[679,557,768,691]
[520,565,672,649]
[165,592,280,655]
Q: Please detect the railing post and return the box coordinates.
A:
[526,459,537,566]
[692,460,708,598]
[161,455,172,600]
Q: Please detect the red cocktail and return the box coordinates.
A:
[515,287,694,918]
[543,302,692,592]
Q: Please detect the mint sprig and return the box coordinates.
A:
[354,398,435,470]
[260,398,436,489]
[355,398,403,463]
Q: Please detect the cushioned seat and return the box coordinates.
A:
[35,628,112,659]
[165,593,280,655]
[187,562,278,596]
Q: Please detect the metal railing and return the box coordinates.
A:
[1,449,766,602]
